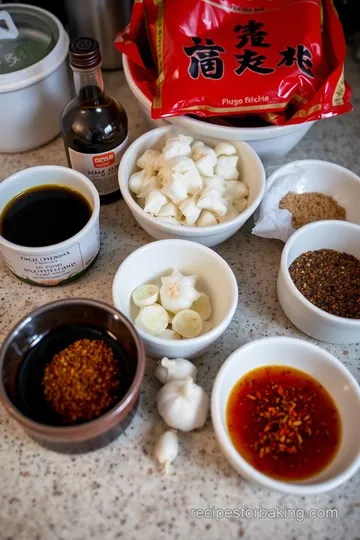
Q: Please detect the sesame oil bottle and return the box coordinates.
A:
[61,38,129,204]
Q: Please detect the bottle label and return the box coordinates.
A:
[68,136,129,196]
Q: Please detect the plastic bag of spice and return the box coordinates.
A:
[115,0,352,125]
[252,163,348,242]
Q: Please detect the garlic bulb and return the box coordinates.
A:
[156,357,198,384]
[157,377,209,432]
[154,430,179,474]
[160,269,199,313]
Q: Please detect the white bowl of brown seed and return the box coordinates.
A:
[253,159,360,242]
[278,220,360,343]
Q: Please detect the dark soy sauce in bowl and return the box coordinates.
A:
[0,185,92,247]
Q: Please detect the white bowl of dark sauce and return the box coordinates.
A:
[0,165,100,286]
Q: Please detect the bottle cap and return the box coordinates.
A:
[69,37,102,70]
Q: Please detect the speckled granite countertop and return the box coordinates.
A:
[1,58,360,540]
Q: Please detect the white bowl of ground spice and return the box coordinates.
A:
[253,160,360,242]
[278,220,360,343]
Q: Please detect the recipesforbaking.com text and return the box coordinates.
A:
[189,505,338,522]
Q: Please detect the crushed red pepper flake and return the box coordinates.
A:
[247,382,314,457]
[289,249,360,318]
[42,339,121,425]
[226,366,341,481]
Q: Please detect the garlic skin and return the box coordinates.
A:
[160,269,199,313]
[157,377,209,432]
[156,357,198,384]
[154,430,179,474]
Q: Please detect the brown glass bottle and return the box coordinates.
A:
[61,38,129,204]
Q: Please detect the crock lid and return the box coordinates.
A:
[0,4,69,93]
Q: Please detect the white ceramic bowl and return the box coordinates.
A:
[267,159,360,225]
[112,239,238,359]
[211,336,360,494]
[0,166,100,286]
[119,125,265,247]
[123,55,314,161]
[278,220,360,343]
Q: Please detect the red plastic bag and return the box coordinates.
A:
[115,0,351,125]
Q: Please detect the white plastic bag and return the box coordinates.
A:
[252,164,308,243]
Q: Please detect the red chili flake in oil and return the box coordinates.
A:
[226,366,341,481]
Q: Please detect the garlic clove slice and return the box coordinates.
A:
[135,304,169,336]
[172,309,203,338]
[191,294,212,321]
[132,284,159,307]
[157,329,182,340]
[200,321,212,335]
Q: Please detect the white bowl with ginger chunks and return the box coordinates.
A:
[118,126,266,247]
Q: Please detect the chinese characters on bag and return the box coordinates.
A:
[183,20,314,80]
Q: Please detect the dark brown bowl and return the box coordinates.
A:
[0,298,146,453]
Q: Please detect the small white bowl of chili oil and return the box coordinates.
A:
[211,336,360,494]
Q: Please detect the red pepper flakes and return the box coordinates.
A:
[42,339,121,425]
[226,366,341,481]
[289,249,360,319]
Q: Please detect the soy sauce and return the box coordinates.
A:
[0,185,92,248]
